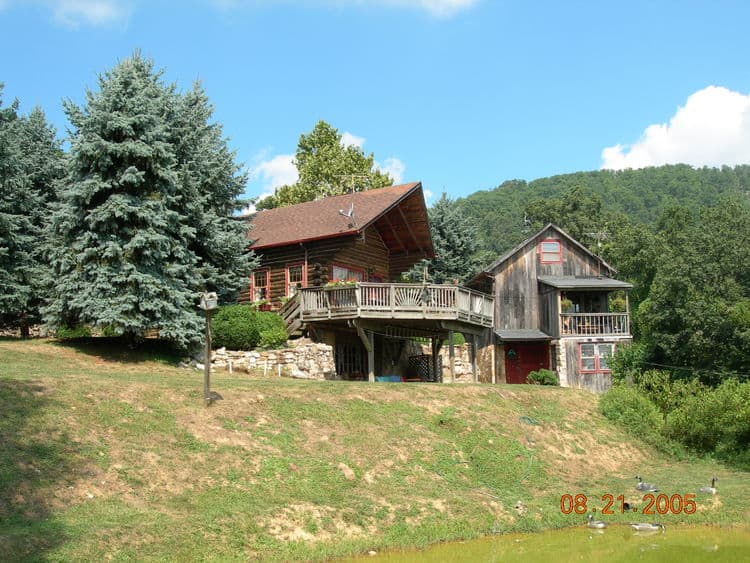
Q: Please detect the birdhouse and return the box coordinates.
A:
[198,292,218,311]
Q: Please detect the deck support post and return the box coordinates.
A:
[471,334,478,383]
[367,330,375,382]
[431,337,439,383]
[448,330,455,383]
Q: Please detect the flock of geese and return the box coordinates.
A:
[586,476,718,532]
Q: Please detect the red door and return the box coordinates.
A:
[504,343,550,384]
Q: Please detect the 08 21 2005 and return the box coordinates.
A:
[559,493,697,514]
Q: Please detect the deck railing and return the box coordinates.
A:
[560,313,630,336]
[299,283,494,327]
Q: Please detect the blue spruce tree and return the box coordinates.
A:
[0,87,64,337]
[44,53,255,349]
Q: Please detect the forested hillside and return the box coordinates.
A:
[458,164,750,262]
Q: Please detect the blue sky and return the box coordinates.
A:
[2,1,750,204]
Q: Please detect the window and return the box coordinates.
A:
[331,263,364,282]
[286,263,305,296]
[250,269,270,301]
[539,239,562,263]
[579,343,615,373]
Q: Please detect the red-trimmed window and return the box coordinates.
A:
[579,343,615,373]
[250,268,270,301]
[331,263,364,282]
[285,263,306,296]
[539,239,562,263]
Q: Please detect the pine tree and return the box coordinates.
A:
[0,87,64,337]
[172,82,257,303]
[406,193,479,284]
[257,120,392,209]
[44,53,255,349]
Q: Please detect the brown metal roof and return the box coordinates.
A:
[246,182,434,256]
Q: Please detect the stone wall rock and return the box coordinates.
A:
[211,338,335,380]
[210,338,479,383]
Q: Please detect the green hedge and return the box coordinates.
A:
[211,305,287,351]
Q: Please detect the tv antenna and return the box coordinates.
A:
[585,231,608,277]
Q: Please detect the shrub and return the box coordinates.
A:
[56,325,92,339]
[635,370,704,415]
[526,368,558,385]
[665,378,750,462]
[211,305,287,351]
[609,341,648,384]
[259,324,288,349]
[599,384,664,447]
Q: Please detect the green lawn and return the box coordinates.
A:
[1,338,748,561]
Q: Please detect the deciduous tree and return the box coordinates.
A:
[257,120,391,209]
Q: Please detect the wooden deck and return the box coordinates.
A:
[560,313,630,336]
[298,283,494,327]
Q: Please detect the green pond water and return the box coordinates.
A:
[343,526,750,562]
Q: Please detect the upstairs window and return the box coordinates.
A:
[251,269,270,301]
[331,264,364,282]
[579,343,614,373]
[540,239,562,263]
[286,263,305,296]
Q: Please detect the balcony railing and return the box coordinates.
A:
[299,283,494,327]
[560,313,630,336]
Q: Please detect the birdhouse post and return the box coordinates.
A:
[198,292,218,406]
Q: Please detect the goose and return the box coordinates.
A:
[698,476,718,494]
[630,522,666,532]
[587,514,608,529]
[635,475,659,492]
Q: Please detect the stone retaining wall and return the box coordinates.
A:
[211,338,476,382]
[211,338,335,380]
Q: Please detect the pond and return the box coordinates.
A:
[343,525,750,562]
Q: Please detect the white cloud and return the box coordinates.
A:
[601,86,750,170]
[379,0,478,18]
[210,0,478,18]
[376,156,406,183]
[56,0,128,27]
[251,153,298,192]
[2,0,132,27]
[242,153,297,214]
[340,131,365,149]
[423,188,433,201]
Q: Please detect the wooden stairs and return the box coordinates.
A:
[279,293,303,337]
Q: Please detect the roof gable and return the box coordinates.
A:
[478,223,616,276]
[246,182,434,256]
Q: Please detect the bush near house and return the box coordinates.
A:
[211,305,287,350]
[526,368,558,385]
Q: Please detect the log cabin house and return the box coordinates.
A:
[467,224,632,392]
[242,182,494,382]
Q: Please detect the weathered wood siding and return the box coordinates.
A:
[562,336,632,393]
[491,226,613,332]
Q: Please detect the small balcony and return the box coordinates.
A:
[298,283,494,327]
[560,313,630,336]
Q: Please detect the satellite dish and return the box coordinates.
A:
[339,202,354,218]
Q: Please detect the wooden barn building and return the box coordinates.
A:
[468,224,632,392]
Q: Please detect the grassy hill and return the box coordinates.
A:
[1,338,748,561]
